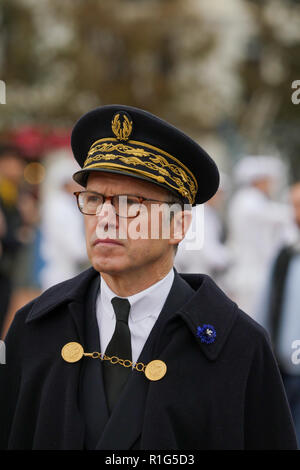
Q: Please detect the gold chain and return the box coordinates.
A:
[61,342,167,381]
[83,351,146,373]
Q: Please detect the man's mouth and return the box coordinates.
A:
[93,238,123,246]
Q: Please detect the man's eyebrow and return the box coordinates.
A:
[85,188,101,194]
[85,189,148,197]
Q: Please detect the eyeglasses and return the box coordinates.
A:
[74,190,182,218]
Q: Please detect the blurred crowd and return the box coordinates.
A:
[0,144,40,336]
[1,144,300,441]
[0,144,89,338]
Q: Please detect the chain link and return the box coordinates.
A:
[83,351,146,373]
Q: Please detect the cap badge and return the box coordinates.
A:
[111,112,133,141]
[196,324,216,344]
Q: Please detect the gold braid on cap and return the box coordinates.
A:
[82,112,198,204]
[83,139,197,204]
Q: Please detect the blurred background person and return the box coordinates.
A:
[255,182,300,446]
[175,173,231,290]
[0,207,6,256]
[2,187,43,338]
[39,152,89,290]
[0,145,26,335]
[225,155,292,316]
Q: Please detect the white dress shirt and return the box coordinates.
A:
[96,267,175,363]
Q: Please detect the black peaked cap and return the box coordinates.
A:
[71,104,219,205]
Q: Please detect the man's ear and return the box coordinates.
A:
[169,209,192,248]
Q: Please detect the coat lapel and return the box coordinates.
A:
[178,273,239,361]
[68,301,85,345]
[96,268,195,450]
[79,275,110,449]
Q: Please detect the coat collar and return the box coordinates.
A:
[25,267,238,361]
[25,267,98,323]
[176,272,238,361]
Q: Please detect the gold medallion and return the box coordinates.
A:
[145,360,167,381]
[61,342,84,363]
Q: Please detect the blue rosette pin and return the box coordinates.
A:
[196,324,216,344]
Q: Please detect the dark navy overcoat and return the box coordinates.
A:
[0,267,297,450]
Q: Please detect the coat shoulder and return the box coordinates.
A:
[236,307,270,339]
[206,273,271,345]
[7,267,98,329]
[177,272,272,361]
[231,305,273,354]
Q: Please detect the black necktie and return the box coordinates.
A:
[102,297,132,412]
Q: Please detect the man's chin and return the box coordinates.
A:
[91,259,126,275]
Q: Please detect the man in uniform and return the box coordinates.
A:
[0,105,297,450]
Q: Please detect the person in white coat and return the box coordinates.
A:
[40,155,89,290]
[225,156,292,316]
[174,174,231,289]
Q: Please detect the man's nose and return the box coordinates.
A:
[96,200,117,220]
[95,201,119,239]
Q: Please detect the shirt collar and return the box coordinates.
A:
[99,267,175,323]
